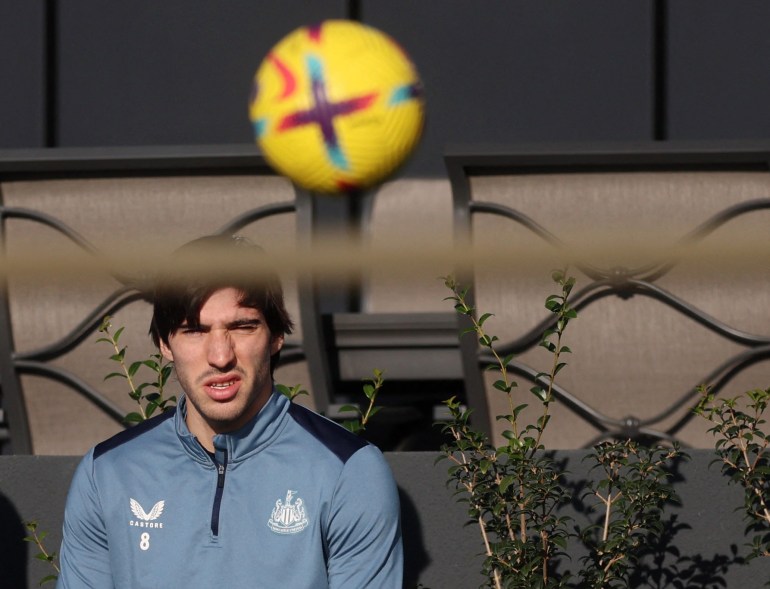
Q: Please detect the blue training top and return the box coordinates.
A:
[57,391,403,588]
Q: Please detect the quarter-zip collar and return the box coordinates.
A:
[175,388,291,465]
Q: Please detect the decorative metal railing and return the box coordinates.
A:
[0,165,304,454]
[471,198,770,445]
[447,145,770,448]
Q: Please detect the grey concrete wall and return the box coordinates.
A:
[2,451,770,588]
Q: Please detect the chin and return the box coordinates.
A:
[207,403,258,431]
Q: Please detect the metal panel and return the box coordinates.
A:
[668,1,770,140]
[57,0,347,147]
[0,0,46,148]
[363,1,656,176]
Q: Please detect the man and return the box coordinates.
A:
[57,235,403,588]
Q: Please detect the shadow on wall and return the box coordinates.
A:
[399,488,429,587]
[0,492,27,588]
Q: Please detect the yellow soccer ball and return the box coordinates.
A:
[249,20,425,194]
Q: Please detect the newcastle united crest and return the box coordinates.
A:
[268,490,309,534]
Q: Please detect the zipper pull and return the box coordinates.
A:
[216,449,228,488]
[217,462,226,488]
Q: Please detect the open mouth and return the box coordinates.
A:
[210,380,236,389]
[204,378,240,401]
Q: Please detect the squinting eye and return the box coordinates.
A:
[181,326,204,336]
[232,323,259,334]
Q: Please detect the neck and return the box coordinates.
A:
[183,392,271,453]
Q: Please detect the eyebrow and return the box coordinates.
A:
[179,317,262,331]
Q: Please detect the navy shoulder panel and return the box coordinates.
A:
[288,403,368,464]
[94,408,176,460]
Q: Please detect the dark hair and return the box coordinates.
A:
[149,235,294,374]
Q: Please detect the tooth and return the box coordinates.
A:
[210,381,234,389]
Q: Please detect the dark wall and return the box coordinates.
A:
[667,1,770,140]
[0,456,74,588]
[3,3,770,173]
[56,0,346,148]
[364,2,655,175]
[0,0,46,148]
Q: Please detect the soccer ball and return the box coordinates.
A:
[249,20,425,194]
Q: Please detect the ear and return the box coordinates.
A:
[270,333,285,356]
[159,338,175,362]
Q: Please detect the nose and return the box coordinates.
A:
[207,329,236,370]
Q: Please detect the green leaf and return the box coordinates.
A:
[341,420,361,434]
[145,402,159,418]
[540,341,557,353]
[499,475,515,494]
[552,535,568,549]
[337,404,360,415]
[493,380,510,393]
[478,312,494,326]
[103,372,127,381]
[531,386,548,402]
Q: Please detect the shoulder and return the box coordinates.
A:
[286,403,369,465]
[93,407,176,461]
